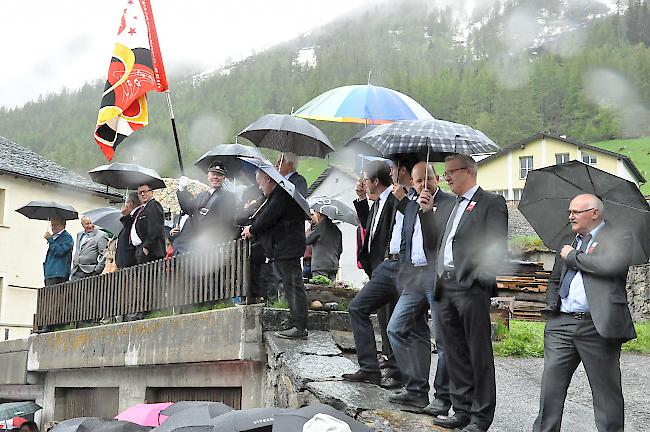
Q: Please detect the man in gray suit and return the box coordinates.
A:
[533,193,637,432]
[70,216,109,280]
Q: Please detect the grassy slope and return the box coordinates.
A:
[590,136,650,194]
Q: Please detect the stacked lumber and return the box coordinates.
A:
[496,260,550,321]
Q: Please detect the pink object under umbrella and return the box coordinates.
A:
[115,402,173,427]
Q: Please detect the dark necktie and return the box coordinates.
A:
[437,196,465,275]
[559,233,592,299]
[367,200,379,251]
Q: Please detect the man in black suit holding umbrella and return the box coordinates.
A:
[132,183,166,264]
[277,152,308,197]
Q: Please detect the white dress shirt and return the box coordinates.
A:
[411,188,439,266]
[388,188,418,255]
[368,187,392,249]
[442,184,479,269]
[130,204,145,246]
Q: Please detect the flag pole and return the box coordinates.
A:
[165,90,185,175]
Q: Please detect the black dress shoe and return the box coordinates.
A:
[388,391,429,409]
[380,376,403,389]
[341,370,381,385]
[431,414,471,429]
[422,398,451,416]
[276,327,308,339]
[461,424,488,432]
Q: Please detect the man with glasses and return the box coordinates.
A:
[131,183,165,264]
[43,217,74,285]
[533,194,636,432]
[431,154,508,432]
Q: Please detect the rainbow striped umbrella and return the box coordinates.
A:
[293,84,433,125]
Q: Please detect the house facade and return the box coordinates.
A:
[477,132,645,201]
[0,136,121,340]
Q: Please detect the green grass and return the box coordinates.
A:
[623,321,650,353]
[590,136,650,194]
[269,299,290,309]
[508,235,546,253]
[296,158,330,186]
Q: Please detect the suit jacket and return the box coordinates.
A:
[43,230,74,279]
[133,199,166,260]
[116,213,136,269]
[178,186,236,246]
[71,228,108,275]
[435,186,508,297]
[354,192,399,276]
[250,185,306,260]
[546,224,637,341]
[288,172,309,198]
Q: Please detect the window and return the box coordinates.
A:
[519,156,534,179]
[491,190,508,199]
[555,153,570,164]
[582,153,597,165]
[513,189,524,201]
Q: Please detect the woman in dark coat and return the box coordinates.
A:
[305,212,343,282]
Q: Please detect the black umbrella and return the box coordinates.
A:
[89,163,166,190]
[78,419,151,432]
[50,417,102,432]
[153,403,234,432]
[238,114,335,158]
[83,207,122,236]
[15,201,78,221]
[0,402,41,421]
[359,119,499,161]
[207,407,288,432]
[238,156,310,216]
[518,160,650,263]
[194,144,266,179]
[310,197,359,226]
[272,404,372,432]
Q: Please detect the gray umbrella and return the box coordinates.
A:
[359,119,500,161]
[342,125,382,157]
[78,419,151,432]
[83,207,122,236]
[207,407,288,432]
[159,401,232,417]
[310,197,359,226]
[238,114,335,158]
[0,402,42,421]
[272,404,372,432]
[15,201,78,221]
[89,163,166,190]
[238,156,310,216]
[152,403,234,432]
[194,144,266,179]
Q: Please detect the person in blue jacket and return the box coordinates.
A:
[43,217,74,285]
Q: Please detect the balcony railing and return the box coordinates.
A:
[35,239,250,331]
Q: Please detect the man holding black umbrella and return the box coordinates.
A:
[131,183,166,264]
[533,194,636,432]
[117,192,141,269]
[277,152,308,197]
[241,169,309,339]
[43,217,74,285]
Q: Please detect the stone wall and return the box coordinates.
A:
[627,264,650,321]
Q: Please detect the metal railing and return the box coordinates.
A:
[35,239,250,330]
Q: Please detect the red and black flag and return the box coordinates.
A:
[94,0,168,161]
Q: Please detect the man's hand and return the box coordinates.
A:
[418,189,434,212]
[44,231,52,240]
[178,175,190,191]
[241,225,253,240]
[392,184,407,201]
[120,204,130,216]
[143,247,149,256]
[560,245,574,259]
[355,177,367,200]
[243,199,257,210]
[170,227,180,237]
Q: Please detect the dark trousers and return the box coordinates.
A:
[45,277,67,286]
[533,313,624,432]
[387,266,449,401]
[70,269,95,281]
[348,260,401,378]
[250,260,276,301]
[438,278,496,429]
[135,245,159,264]
[274,258,308,331]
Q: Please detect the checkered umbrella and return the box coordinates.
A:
[359,119,499,161]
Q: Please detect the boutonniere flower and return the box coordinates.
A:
[466,201,477,212]
[587,242,598,254]
[432,206,438,213]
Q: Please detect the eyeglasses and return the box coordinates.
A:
[138,190,152,196]
[442,167,467,178]
[567,208,595,216]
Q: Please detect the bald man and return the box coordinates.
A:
[533,194,637,432]
[70,216,108,280]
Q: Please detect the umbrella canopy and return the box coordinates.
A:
[272,404,372,432]
[115,402,173,427]
[194,144,266,178]
[0,402,41,421]
[359,119,499,161]
[89,163,166,190]
[0,417,27,429]
[80,420,152,432]
[518,160,650,263]
[153,403,234,432]
[83,207,122,236]
[293,84,433,125]
[238,156,310,216]
[238,114,334,158]
[342,126,382,157]
[207,407,288,432]
[50,417,102,432]
[15,201,78,221]
[310,197,359,226]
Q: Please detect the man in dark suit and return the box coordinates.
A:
[533,194,636,432]
[342,159,405,388]
[116,192,141,269]
[132,183,166,264]
[387,161,455,411]
[177,160,237,250]
[241,169,308,339]
[432,154,508,432]
[277,152,308,197]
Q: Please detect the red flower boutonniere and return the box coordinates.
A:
[466,201,477,212]
[587,242,598,254]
